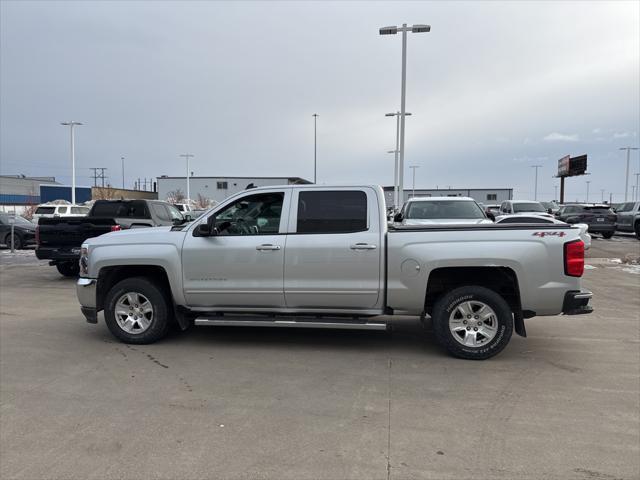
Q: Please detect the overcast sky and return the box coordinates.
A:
[1,0,639,201]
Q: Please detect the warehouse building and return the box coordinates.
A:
[383,187,513,207]
[157,176,312,204]
[0,175,60,212]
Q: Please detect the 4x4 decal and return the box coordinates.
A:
[532,231,567,237]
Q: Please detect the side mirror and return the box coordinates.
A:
[193,223,213,237]
[183,214,192,222]
[547,208,553,214]
[486,211,495,221]
[393,212,403,222]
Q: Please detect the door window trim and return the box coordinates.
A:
[191,189,291,236]
[287,187,373,235]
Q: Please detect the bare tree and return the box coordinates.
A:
[93,187,118,200]
[166,189,185,204]
[195,193,211,209]
[21,186,38,220]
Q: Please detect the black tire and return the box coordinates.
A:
[56,261,79,277]
[4,233,23,250]
[431,286,513,360]
[601,231,614,239]
[635,222,640,240]
[103,277,171,344]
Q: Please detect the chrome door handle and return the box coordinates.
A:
[350,243,377,250]
[256,244,281,251]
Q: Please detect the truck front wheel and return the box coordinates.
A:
[103,277,170,344]
[431,286,513,360]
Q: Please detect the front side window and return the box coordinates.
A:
[405,200,485,220]
[165,204,184,222]
[297,190,367,234]
[151,204,170,221]
[212,192,284,235]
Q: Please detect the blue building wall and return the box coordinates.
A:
[40,185,92,204]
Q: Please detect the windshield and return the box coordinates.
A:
[513,202,546,213]
[405,200,485,219]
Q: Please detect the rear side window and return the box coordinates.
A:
[70,207,89,214]
[57,206,68,214]
[35,206,55,215]
[91,201,150,218]
[297,191,367,234]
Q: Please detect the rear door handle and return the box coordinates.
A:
[350,243,377,250]
[256,244,281,251]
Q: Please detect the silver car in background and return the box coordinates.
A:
[395,196,493,225]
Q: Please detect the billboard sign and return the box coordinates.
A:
[557,154,587,177]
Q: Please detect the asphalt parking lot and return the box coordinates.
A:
[1,236,639,480]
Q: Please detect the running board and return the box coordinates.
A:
[194,316,388,331]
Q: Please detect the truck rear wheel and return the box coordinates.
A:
[56,261,79,277]
[431,286,513,360]
[103,277,170,344]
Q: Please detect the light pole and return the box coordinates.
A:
[121,156,125,189]
[312,114,319,184]
[531,165,542,200]
[635,172,640,201]
[380,23,430,208]
[409,165,420,198]
[601,189,605,203]
[385,111,412,207]
[179,154,194,202]
[586,180,591,203]
[60,121,83,204]
[620,147,639,201]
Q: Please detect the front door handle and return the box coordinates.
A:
[350,243,377,250]
[256,244,281,251]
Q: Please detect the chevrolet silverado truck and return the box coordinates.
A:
[37,199,187,277]
[76,185,593,359]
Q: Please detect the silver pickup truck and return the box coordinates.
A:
[77,185,593,359]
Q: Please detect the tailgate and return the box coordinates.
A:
[37,217,117,246]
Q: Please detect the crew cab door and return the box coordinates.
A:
[182,190,290,307]
[283,188,382,310]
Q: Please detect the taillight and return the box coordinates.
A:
[564,240,584,277]
[35,225,40,245]
[111,225,121,232]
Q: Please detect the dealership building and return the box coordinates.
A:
[0,175,61,212]
[157,176,312,204]
[383,187,513,207]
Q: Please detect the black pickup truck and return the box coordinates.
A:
[36,199,188,276]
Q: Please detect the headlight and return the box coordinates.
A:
[79,245,89,277]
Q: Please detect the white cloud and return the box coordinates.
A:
[543,132,580,142]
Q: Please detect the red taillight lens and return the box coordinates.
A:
[110,225,121,232]
[564,240,584,277]
[35,225,40,245]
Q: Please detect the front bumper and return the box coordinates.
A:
[77,277,98,324]
[562,290,593,315]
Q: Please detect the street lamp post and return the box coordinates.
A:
[601,189,605,203]
[635,172,640,201]
[380,23,430,208]
[312,114,319,184]
[385,111,412,207]
[531,165,542,200]
[60,121,83,205]
[179,154,194,202]
[121,156,125,189]
[586,180,591,203]
[409,165,420,198]
[620,147,639,201]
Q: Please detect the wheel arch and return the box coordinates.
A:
[97,265,172,312]
[424,266,526,337]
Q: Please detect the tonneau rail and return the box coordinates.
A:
[388,223,576,232]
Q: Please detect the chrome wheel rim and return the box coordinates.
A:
[448,300,498,347]
[115,292,154,334]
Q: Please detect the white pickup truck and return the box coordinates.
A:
[77,185,593,359]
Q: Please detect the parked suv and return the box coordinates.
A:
[614,201,640,239]
[499,200,554,217]
[32,204,90,223]
[556,204,617,238]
